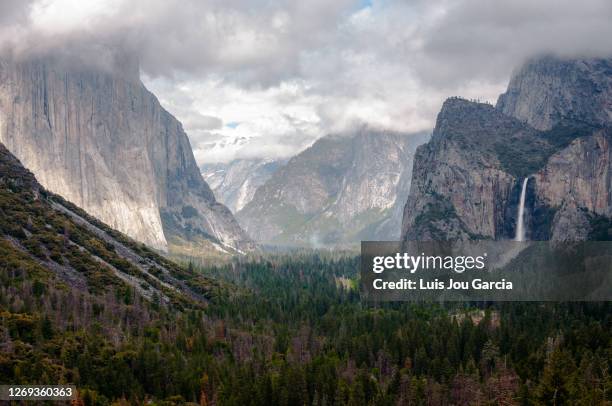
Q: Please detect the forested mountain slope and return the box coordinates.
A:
[0,141,220,308]
[1,143,610,403]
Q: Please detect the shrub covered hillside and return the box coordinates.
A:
[0,142,222,307]
[1,140,612,405]
[0,141,228,397]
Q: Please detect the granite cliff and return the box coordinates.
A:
[401,56,612,242]
[238,129,428,246]
[498,56,612,131]
[0,140,215,307]
[0,55,251,254]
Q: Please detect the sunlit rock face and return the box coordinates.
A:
[237,129,429,246]
[0,55,251,252]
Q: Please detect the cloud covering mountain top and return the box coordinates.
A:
[3,0,612,163]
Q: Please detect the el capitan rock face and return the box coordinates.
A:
[0,56,251,253]
[402,56,612,242]
[0,140,213,306]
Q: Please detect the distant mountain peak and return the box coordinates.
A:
[201,158,286,213]
[237,130,430,246]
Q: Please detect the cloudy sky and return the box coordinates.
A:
[3,0,612,164]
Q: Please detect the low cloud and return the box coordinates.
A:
[183,113,223,131]
[3,0,612,164]
[415,0,612,86]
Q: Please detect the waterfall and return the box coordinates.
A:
[514,178,529,242]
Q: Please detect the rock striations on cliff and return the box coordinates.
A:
[238,129,429,246]
[401,55,612,242]
[0,55,251,254]
[0,140,215,307]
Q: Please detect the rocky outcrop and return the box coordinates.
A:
[401,98,532,240]
[497,56,612,130]
[0,141,212,306]
[534,130,612,216]
[547,202,591,241]
[0,55,251,253]
[402,56,612,242]
[533,130,612,240]
[238,129,428,245]
[202,158,285,213]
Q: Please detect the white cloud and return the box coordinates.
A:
[145,75,324,163]
[3,0,612,164]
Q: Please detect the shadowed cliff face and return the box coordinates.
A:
[401,99,529,241]
[0,56,251,253]
[402,56,612,242]
[533,129,612,241]
[497,56,612,131]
